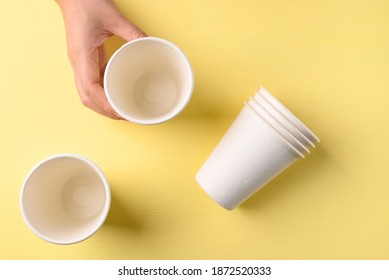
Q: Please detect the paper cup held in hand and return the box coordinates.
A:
[104,37,194,124]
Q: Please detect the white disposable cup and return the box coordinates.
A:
[196,104,303,210]
[196,89,319,210]
[20,154,111,244]
[258,87,320,143]
[104,37,194,124]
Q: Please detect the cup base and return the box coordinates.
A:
[133,72,177,117]
[61,175,106,220]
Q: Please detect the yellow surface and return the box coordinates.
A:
[1,0,389,259]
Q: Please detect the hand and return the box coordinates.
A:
[56,0,147,119]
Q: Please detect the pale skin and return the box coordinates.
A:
[56,0,147,119]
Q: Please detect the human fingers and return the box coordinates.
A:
[75,78,122,120]
[98,45,107,85]
[108,14,147,42]
[70,45,121,120]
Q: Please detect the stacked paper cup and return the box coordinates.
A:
[196,86,320,210]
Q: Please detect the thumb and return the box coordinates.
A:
[110,15,147,42]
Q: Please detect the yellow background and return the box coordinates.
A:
[1,0,389,259]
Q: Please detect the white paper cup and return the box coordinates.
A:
[20,154,111,244]
[196,104,303,210]
[104,37,194,124]
[196,89,319,210]
[258,87,320,143]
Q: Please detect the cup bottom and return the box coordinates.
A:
[196,105,301,210]
[133,72,177,117]
[61,175,106,220]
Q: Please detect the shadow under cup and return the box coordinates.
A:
[104,37,194,124]
[20,154,111,244]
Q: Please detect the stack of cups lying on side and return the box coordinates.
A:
[196,86,320,210]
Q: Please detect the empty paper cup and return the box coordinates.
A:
[104,37,194,124]
[196,88,319,210]
[20,154,111,244]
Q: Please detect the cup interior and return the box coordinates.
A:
[104,37,194,124]
[20,155,110,244]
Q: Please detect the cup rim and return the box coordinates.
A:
[248,98,310,154]
[258,86,320,143]
[249,97,311,154]
[244,102,304,158]
[253,93,315,148]
[104,36,195,125]
[20,153,111,245]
